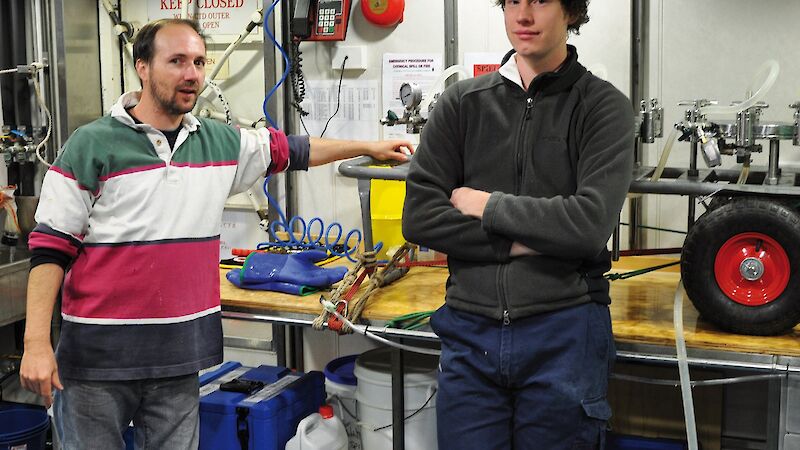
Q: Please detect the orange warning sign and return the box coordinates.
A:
[473,64,500,77]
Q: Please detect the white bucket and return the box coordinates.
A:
[324,355,361,450]
[354,348,439,450]
[285,406,348,450]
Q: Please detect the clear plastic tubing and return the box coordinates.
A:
[420,65,470,112]
[700,60,779,116]
[737,158,751,185]
[674,280,699,450]
[649,128,679,182]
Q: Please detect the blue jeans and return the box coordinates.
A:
[54,373,200,450]
[430,302,615,450]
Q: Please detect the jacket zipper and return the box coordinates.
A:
[524,97,534,120]
[514,97,534,194]
[500,97,534,326]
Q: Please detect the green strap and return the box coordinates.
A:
[619,222,687,235]
[605,261,681,281]
[386,311,435,330]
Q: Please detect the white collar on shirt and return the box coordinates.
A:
[109,91,201,132]
[499,54,525,90]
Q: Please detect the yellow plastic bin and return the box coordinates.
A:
[369,179,405,260]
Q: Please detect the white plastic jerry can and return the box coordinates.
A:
[286,405,348,450]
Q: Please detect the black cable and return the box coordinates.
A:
[289,40,310,117]
[372,387,437,432]
[298,114,311,136]
[320,56,348,138]
[328,394,358,420]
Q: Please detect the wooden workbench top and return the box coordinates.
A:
[220,263,445,319]
[220,256,800,358]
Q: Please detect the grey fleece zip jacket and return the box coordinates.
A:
[402,46,634,321]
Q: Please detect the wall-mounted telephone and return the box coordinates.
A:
[292,0,352,41]
[289,0,352,119]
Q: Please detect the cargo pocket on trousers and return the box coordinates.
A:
[571,396,612,449]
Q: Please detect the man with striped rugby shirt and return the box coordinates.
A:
[19,18,412,450]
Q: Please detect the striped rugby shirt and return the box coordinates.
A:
[28,92,304,380]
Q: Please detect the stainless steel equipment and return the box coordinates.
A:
[0,245,30,328]
[380,82,428,134]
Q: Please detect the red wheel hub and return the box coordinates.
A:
[714,232,790,306]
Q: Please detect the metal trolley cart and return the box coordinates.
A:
[632,98,800,336]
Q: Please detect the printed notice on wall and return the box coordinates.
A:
[382,53,442,141]
[298,79,380,141]
[149,0,259,35]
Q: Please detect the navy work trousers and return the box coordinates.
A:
[430,302,615,450]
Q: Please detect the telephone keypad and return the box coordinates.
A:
[316,2,342,35]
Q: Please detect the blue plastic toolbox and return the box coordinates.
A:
[124,361,246,450]
[199,363,325,450]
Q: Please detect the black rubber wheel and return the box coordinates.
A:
[705,195,733,212]
[681,196,800,335]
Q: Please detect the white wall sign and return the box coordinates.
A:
[148,0,258,35]
[382,53,443,141]
[299,79,380,139]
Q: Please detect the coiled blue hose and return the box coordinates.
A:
[258,0,381,262]
[257,177,381,262]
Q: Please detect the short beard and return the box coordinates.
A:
[149,78,195,116]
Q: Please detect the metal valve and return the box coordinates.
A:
[732,101,768,149]
[678,99,716,108]
[639,98,663,144]
[380,83,427,134]
[790,102,800,147]
[678,99,715,124]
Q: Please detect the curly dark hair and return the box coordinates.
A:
[493,0,590,34]
[133,19,206,65]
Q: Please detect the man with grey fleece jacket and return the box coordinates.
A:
[402,0,634,448]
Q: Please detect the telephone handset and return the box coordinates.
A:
[292,0,351,41]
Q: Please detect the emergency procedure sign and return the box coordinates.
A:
[149,0,258,34]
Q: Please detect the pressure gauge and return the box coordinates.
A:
[399,83,422,109]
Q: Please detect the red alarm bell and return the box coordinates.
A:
[361,0,404,27]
